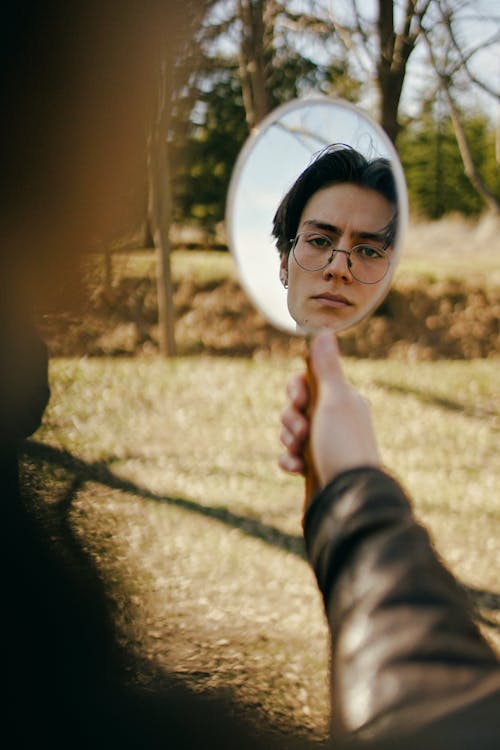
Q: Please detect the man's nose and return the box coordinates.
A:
[322,248,353,281]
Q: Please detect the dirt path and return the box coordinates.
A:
[20,447,331,746]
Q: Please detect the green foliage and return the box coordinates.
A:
[169,2,498,230]
[399,104,499,219]
[170,66,248,238]
[263,23,361,109]
[169,0,361,236]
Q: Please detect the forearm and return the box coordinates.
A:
[304,468,500,742]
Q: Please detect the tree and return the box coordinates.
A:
[417,0,500,214]
[146,1,211,356]
[170,61,248,240]
[319,0,500,217]
[324,0,433,143]
[170,0,500,237]
[148,61,177,356]
[238,0,272,128]
[171,0,361,235]
[235,0,361,126]
[399,101,499,218]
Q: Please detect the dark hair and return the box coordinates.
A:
[272,143,397,257]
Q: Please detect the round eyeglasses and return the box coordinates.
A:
[290,231,391,285]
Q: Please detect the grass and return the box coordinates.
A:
[38,354,500,554]
[23,214,500,739]
[100,249,236,286]
[23,353,500,740]
[101,213,500,288]
[398,213,500,285]
[107,243,500,288]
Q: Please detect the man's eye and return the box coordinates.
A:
[305,235,331,249]
[355,244,385,259]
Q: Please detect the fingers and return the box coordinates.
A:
[286,372,309,410]
[280,403,309,443]
[279,372,310,476]
[280,372,309,452]
[279,329,380,489]
[278,451,305,475]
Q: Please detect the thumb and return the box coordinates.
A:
[307,329,380,488]
[309,329,347,390]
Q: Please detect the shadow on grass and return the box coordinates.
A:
[15,444,323,749]
[22,439,306,559]
[22,439,500,630]
[373,380,499,421]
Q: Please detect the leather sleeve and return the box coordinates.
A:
[303,467,500,745]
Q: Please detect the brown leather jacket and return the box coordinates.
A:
[304,467,500,748]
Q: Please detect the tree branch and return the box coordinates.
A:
[419,15,500,214]
[439,3,500,100]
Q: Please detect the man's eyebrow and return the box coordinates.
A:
[302,219,387,243]
[303,220,341,234]
[356,229,388,243]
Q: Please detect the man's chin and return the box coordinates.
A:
[294,306,358,334]
[294,307,358,334]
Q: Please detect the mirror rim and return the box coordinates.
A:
[226,94,409,336]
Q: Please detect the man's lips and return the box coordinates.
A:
[311,292,353,308]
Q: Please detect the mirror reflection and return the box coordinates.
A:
[226,97,408,335]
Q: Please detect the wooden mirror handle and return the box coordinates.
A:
[303,348,320,516]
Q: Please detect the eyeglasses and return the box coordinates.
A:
[290,231,391,285]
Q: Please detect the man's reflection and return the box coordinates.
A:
[272,145,397,332]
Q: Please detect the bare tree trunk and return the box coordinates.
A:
[238,0,271,129]
[329,0,427,144]
[419,12,500,215]
[377,0,399,143]
[376,0,424,144]
[238,44,255,129]
[147,62,176,357]
[443,86,500,214]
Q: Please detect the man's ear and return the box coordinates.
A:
[279,255,288,288]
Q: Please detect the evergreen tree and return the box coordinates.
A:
[170,0,360,238]
[400,102,499,218]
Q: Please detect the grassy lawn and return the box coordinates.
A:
[22,353,500,741]
[102,244,500,288]
[101,212,500,288]
[24,213,500,739]
[100,248,236,286]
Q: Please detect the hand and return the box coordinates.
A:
[279,330,380,489]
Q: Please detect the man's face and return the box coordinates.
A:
[281,182,394,332]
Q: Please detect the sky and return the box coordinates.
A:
[206,0,499,119]
[326,0,500,118]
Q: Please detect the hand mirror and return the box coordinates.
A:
[226,96,408,336]
[225,96,408,505]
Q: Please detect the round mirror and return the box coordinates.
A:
[226,96,408,335]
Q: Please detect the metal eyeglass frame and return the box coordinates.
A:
[289,232,391,285]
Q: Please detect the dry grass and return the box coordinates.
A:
[21,350,500,742]
[40,215,500,361]
[398,213,500,285]
[20,215,500,741]
[96,213,500,286]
